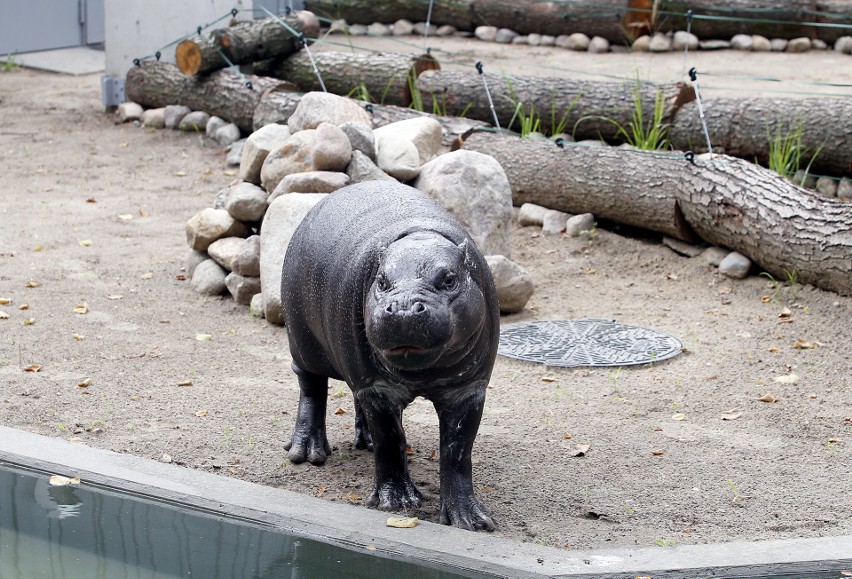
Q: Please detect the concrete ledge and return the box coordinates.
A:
[1,426,850,578]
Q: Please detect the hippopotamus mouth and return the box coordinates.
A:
[387,346,431,355]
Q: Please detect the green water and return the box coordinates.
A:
[0,465,489,579]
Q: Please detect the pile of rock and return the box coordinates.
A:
[326,17,852,55]
[178,91,534,322]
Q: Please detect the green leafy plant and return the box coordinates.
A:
[504,77,581,139]
[2,51,18,72]
[766,120,823,185]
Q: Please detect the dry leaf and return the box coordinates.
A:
[760,295,771,303]
[541,375,557,383]
[828,438,842,444]
[651,449,665,456]
[130,395,141,401]
[774,374,799,384]
[366,545,377,551]
[346,492,362,503]
[23,318,35,325]
[24,364,42,372]
[72,333,85,341]
[78,239,93,247]
[386,516,418,528]
[195,333,213,341]
[49,475,81,487]
[768,346,780,353]
[718,286,732,295]
[721,412,742,421]
[562,433,573,440]
[666,273,678,280]
[26,280,42,288]
[195,409,209,417]
[334,408,346,415]
[107,294,123,300]
[0,311,8,320]
[86,197,97,203]
[175,171,187,177]
[77,378,91,388]
[19,304,29,310]
[177,379,192,386]
[33,245,43,252]
[672,413,687,421]
[140,272,153,280]
[757,394,778,403]
[176,274,187,281]
[569,444,590,457]
[429,450,437,460]
[792,339,819,349]
[0,298,10,305]
[117,214,133,221]
[405,446,415,456]
[73,304,88,315]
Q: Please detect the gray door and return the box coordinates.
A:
[0,0,104,55]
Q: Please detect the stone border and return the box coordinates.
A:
[1,426,850,578]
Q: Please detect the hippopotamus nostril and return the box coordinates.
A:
[385,302,398,314]
[411,302,426,314]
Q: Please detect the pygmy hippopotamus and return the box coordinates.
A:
[280,181,499,531]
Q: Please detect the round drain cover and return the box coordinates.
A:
[498,318,683,367]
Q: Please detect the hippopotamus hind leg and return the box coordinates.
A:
[284,363,332,465]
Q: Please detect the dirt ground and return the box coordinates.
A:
[1,38,851,552]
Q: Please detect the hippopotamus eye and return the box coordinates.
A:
[376,274,390,292]
[439,272,458,290]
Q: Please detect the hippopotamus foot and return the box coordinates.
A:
[353,399,373,451]
[440,493,495,531]
[366,477,423,511]
[284,364,331,465]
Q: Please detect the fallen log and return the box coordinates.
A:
[255,51,439,107]
[669,97,852,178]
[126,61,291,132]
[462,131,852,295]
[416,69,684,142]
[175,11,320,76]
[304,0,477,31]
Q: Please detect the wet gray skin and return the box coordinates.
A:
[280,181,499,531]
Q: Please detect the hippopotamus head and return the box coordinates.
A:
[364,231,487,374]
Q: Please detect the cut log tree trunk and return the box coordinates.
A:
[304,0,478,31]
[669,97,852,178]
[255,51,439,107]
[416,69,685,142]
[175,11,320,76]
[462,131,852,296]
[126,61,290,132]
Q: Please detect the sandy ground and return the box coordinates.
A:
[1,39,851,552]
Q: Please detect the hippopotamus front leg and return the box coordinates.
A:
[284,363,332,465]
[433,383,496,531]
[356,388,422,511]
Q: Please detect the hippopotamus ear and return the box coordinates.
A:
[458,239,475,269]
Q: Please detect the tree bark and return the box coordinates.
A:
[462,131,852,296]
[669,97,852,178]
[659,1,819,40]
[304,0,477,31]
[255,51,439,107]
[175,11,320,76]
[416,69,685,142]
[125,61,290,132]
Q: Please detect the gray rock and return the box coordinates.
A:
[225,272,262,305]
[232,235,261,277]
[527,33,542,46]
[838,178,852,199]
[663,236,707,257]
[588,36,610,53]
[141,108,165,128]
[225,182,269,222]
[312,122,353,171]
[576,139,607,147]
[436,25,456,37]
[328,19,348,34]
[260,193,328,324]
[565,213,596,237]
[812,39,828,50]
[835,36,852,54]
[815,176,838,197]
[374,117,442,165]
[249,293,265,318]
[374,131,421,181]
[542,210,568,235]
[703,246,731,267]
[413,22,438,36]
[186,249,208,277]
[213,186,230,210]
[191,259,228,295]
[349,24,367,36]
[339,121,376,161]
[719,251,752,279]
[793,170,817,189]
[672,31,699,51]
[511,36,528,45]
[392,19,413,36]
[240,123,292,185]
[367,22,390,36]
[485,255,534,314]
[260,129,317,192]
[540,34,556,46]
[564,33,590,51]
[413,150,513,257]
[270,171,350,201]
[207,236,245,271]
[752,35,772,52]
[786,37,811,53]
[495,28,518,44]
[346,150,396,183]
[518,203,549,226]
[474,26,498,42]
[185,208,249,252]
[730,34,753,51]
[287,91,371,132]
[116,102,143,123]
[632,35,651,52]
[699,39,731,50]
[649,33,672,52]
[214,123,241,146]
[164,105,191,129]
[226,139,245,166]
[206,115,227,138]
[179,111,210,132]
[770,38,789,52]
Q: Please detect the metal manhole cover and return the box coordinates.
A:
[498,319,683,367]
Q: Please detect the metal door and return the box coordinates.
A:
[0,0,104,55]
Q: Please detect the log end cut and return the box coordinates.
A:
[176,40,203,76]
